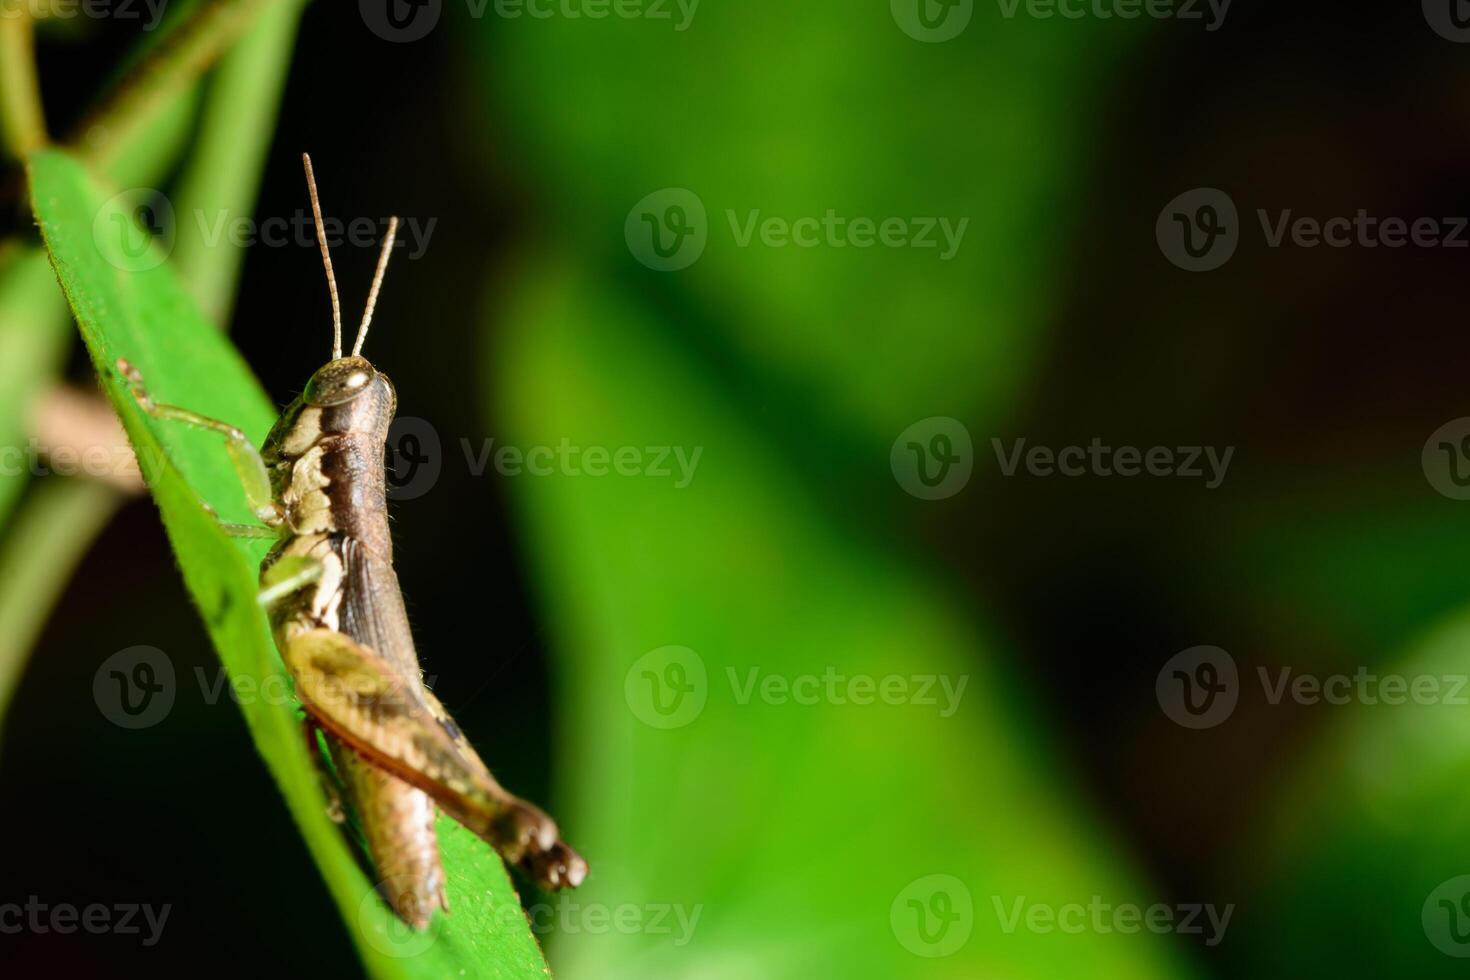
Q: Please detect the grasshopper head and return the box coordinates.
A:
[304,356,397,434]
[305,356,379,406]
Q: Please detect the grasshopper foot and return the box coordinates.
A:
[525,839,588,891]
[493,800,587,890]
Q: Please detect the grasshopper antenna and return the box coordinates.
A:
[302,153,344,360]
[353,216,399,357]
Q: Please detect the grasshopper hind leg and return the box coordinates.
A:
[421,686,588,890]
[283,627,588,892]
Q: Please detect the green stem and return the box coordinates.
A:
[0,15,48,159]
[173,0,307,323]
[67,0,283,171]
[0,479,122,733]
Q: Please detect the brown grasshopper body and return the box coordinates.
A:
[119,156,585,929]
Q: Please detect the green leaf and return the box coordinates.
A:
[480,4,1142,444]
[473,7,1194,976]
[171,0,307,322]
[488,261,1196,980]
[69,0,286,171]
[27,148,551,980]
[1230,610,1470,977]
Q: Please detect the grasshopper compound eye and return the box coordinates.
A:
[305,356,377,406]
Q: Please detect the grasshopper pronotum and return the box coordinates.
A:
[116,154,586,928]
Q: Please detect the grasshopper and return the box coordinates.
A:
[116,154,586,928]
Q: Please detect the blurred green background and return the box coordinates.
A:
[3,0,1470,977]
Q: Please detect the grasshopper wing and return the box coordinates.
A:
[284,627,586,889]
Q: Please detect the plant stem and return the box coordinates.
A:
[67,0,283,171]
[0,478,122,733]
[0,14,48,160]
[173,0,307,323]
